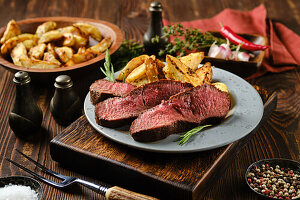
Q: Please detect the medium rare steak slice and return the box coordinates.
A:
[90,79,136,105]
[95,80,192,128]
[130,84,231,142]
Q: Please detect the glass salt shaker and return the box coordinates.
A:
[9,71,43,139]
[50,75,81,126]
[143,1,167,56]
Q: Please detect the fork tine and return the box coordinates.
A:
[5,158,61,187]
[15,149,68,180]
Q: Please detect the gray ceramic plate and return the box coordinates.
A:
[84,67,264,153]
[0,176,43,199]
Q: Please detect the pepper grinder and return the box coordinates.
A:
[143,1,167,56]
[9,71,43,139]
[50,75,81,126]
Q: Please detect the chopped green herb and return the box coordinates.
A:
[100,50,116,82]
[176,125,212,145]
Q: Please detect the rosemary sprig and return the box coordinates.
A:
[176,125,212,145]
[100,49,116,82]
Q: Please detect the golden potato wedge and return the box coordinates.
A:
[55,47,73,63]
[77,46,86,54]
[62,32,75,46]
[179,52,204,71]
[195,62,213,84]
[145,57,159,82]
[43,52,61,65]
[38,30,64,44]
[0,19,21,44]
[29,43,46,60]
[73,23,102,41]
[22,39,38,50]
[36,21,57,38]
[125,63,146,83]
[154,57,165,79]
[116,55,149,81]
[11,43,28,66]
[1,33,38,55]
[166,55,203,86]
[73,34,88,49]
[46,43,56,55]
[212,82,228,93]
[164,57,189,83]
[88,37,111,55]
[66,50,95,65]
[19,57,60,69]
[130,76,150,86]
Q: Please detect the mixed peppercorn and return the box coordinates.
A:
[247,163,300,199]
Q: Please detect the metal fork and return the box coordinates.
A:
[6,150,158,200]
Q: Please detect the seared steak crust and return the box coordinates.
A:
[95,80,192,128]
[90,79,136,105]
[130,84,231,142]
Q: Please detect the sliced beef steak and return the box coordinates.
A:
[95,80,192,128]
[130,84,231,142]
[90,79,136,105]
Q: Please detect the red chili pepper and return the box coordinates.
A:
[220,23,268,51]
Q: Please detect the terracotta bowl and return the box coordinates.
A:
[0,17,123,83]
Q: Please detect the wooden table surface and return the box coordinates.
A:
[0,0,299,199]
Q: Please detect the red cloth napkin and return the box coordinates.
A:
[163,4,300,79]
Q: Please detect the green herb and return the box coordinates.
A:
[176,125,212,145]
[111,40,144,71]
[151,35,160,44]
[159,23,238,57]
[100,49,116,82]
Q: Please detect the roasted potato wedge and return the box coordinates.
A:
[38,30,64,44]
[195,62,213,84]
[0,19,21,44]
[212,82,228,93]
[43,52,61,65]
[130,76,150,86]
[22,39,38,50]
[73,34,88,49]
[55,47,73,63]
[46,43,56,55]
[19,57,60,69]
[66,51,95,65]
[62,32,75,46]
[73,23,102,41]
[179,52,204,71]
[29,43,46,60]
[11,43,28,66]
[145,57,159,82]
[77,46,86,54]
[1,34,38,55]
[116,55,149,81]
[125,63,146,83]
[164,56,189,83]
[36,21,57,38]
[88,37,111,55]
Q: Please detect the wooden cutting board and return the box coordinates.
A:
[50,87,276,200]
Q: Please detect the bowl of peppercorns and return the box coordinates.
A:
[245,158,300,199]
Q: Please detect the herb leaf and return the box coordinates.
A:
[176,125,212,145]
[159,23,238,57]
[100,50,116,82]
